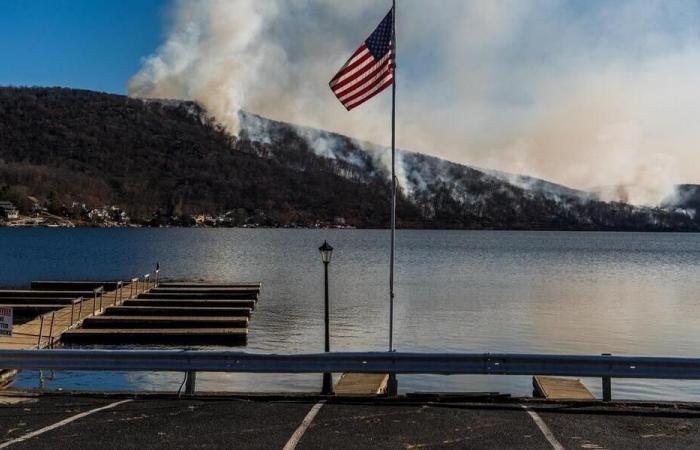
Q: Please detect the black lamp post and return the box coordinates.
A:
[319,240,334,395]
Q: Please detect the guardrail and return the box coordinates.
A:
[4,350,700,398]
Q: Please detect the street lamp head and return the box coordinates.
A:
[319,241,334,264]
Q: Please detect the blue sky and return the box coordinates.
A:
[0,0,166,93]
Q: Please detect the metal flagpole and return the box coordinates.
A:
[389,0,396,353]
[387,0,398,397]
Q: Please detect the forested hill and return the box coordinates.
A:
[0,86,698,230]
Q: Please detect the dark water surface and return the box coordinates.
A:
[3,228,700,400]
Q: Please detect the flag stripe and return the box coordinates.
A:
[333,49,393,95]
[330,46,371,84]
[330,49,374,87]
[338,60,393,103]
[346,76,394,110]
[344,73,394,110]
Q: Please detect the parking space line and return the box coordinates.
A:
[282,400,325,450]
[521,405,565,450]
[0,399,133,449]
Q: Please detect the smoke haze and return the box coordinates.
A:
[129,0,700,205]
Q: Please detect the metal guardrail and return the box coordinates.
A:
[4,350,700,397]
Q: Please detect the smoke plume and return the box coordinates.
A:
[129,0,700,205]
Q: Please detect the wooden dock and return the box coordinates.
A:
[334,373,389,396]
[532,376,595,400]
[61,328,248,344]
[0,279,261,349]
[61,282,261,346]
[81,316,249,329]
[0,282,141,350]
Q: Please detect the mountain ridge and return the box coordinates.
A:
[0,86,697,230]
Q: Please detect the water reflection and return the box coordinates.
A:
[4,229,700,399]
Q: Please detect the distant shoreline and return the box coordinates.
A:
[1,223,697,233]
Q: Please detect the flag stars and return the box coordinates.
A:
[365,9,393,59]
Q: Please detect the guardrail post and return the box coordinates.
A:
[92,289,97,315]
[602,353,612,402]
[185,371,196,394]
[387,373,398,397]
[78,297,83,320]
[70,300,75,324]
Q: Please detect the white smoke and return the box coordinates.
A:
[130,0,700,206]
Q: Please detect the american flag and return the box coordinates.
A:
[329,8,394,111]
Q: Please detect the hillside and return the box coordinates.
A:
[0,87,697,230]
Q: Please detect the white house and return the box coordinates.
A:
[0,201,19,220]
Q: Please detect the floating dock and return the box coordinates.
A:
[62,282,260,346]
[61,327,248,344]
[0,278,261,349]
[0,281,138,350]
[335,373,389,396]
[532,376,595,400]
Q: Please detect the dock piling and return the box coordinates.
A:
[185,370,196,394]
[602,353,612,401]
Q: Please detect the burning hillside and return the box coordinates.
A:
[0,87,698,230]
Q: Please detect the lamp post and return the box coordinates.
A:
[319,240,334,395]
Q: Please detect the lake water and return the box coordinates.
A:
[2,228,700,400]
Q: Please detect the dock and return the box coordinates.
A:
[334,373,389,396]
[0,281,140,351]
[61,282,260,346]
[61,328,248,344]
[0,277,261,349]
[532,376,595,400]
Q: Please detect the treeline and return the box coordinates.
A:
[0,87,697,230]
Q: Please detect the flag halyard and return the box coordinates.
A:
[329,8,395,111]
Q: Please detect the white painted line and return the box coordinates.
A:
[282,400,325,450]
[522,405,565,450]
[0,399,133,448]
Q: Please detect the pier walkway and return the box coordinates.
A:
[0,393,698,449]
[0,282,145,351]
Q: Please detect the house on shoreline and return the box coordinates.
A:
[0,201,19,220]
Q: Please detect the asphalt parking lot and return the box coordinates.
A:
[0,393,698,449]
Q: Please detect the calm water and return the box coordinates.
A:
[3,228,700,400]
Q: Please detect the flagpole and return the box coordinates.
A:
[387,0,399,397]
[389,0,396,354]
